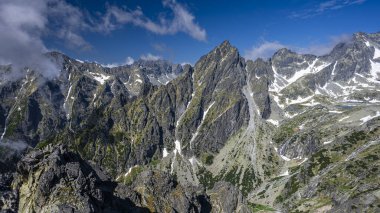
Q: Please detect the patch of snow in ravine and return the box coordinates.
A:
[266,119,279,126]
[124,165,138,177]
[174,140,182,156]
[329,110,343,114]
[338,116,350,122]
[279,170,289,176]
[280,155,291,161]
[163,148,169,158]
[90,72,111,84]
[188,156,201,167]
[360,111,380,125]
[189,101,215,148]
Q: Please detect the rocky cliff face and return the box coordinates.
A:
[1,32,380,212]
[1,144,252,212]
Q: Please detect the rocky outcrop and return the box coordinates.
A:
[0,145,252,213]
[177,41,249,155]
[246,59,272,119]
[8,145,148,213]
[209,182,251,213]
[116,170,211,212]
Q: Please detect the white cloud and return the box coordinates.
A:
[102,0,207,41]
[296,34,352,55]
[101,57,135,68]
[318,0,366,12]
[140,54,161,61]
[245,34,353,60]
[0,0,59,79]
[245,41,286,60]
[0,0,99,80]
[0,0,206,81]
[47,0,92,49]
[125,57,135,65]
[181,62,192,66]
[152,43,168,52]
[290,0,366,19]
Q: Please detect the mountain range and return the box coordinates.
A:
[0,31,379,212]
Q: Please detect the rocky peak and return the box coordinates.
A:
[271,47,317,79]
[352,31,380,45]
[273,48,293,57]
[133,59,178,72]
[195,40,241,72]
[218,40,234,54]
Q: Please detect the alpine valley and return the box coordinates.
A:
[1,32,380,213]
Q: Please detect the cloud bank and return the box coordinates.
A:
[0,0,58,79]
[244,41,286,60]
[102,0,207,41]
[140,53,162,61]
[0,0,95,79]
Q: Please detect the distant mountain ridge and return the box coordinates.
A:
[0,31,379,212]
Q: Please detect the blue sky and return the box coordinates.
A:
[1,0,380,69]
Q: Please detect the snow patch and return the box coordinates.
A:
[360,111,380,125]
[64,85,73,119]
[369,60,380,83]
[0,127,6,142]
[174,140,182,156]
[279,170,289,176]
[329,110,343,114]
[287,95,314,105]
[203,102,215,121]
[280,155,291,161]
[170,159,175,174]
[301,99,320,107]
[266,119,279,127]
[189,101,215,149]
[299,158,308,165]
[284,111,299,119]
[338,116,350,122]
[374,47,380,59]
[298,123,306,130]
[124,165,138,177]
[366,40,380,59]
[90,72,111,84]
[285,59,319,86]
[272,94,285,109]
[323,140,333,145]
[269,65,289,93]
[163,148,169,158]
[188,156,201,167]
[331,61,337,76]
[369,99,380,103]
[92,93,97,102]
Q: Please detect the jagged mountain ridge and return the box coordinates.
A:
[0,32,379,212]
